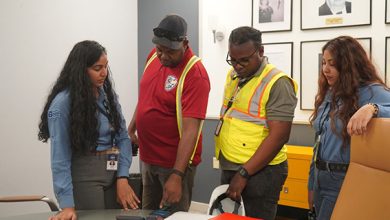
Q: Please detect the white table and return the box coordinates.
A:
[165,211,214,220]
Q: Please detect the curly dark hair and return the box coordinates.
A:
[38,40,122,153]
[310,36,387,146]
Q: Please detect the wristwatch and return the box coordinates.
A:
[238,166,250,179]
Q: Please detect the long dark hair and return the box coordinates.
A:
[310,36,386,146]
[38,40,121,153]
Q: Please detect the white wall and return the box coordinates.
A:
[0,0,138,217]
[200,0,390,122]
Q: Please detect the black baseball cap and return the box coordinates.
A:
[152,14,187,50]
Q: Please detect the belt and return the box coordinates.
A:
[91,146,119,156]
[315,160,349,172]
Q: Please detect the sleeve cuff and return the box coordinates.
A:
[117,165,130,177]
[58,195,74,209]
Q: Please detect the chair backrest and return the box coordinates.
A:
[331,118,390,220]
[207,184,245,216]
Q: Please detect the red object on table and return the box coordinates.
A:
[208,213,262,220]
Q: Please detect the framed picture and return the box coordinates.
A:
[386,37,390,86]
[301,0,372,30]
[263,42,293,77]
[387,0,390,24]
[300,38,371,110]
[252,0,292,32]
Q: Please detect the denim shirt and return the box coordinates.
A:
[308,84,390,190]
[48,88,132,208]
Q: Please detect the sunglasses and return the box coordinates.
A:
[153,28,185,42]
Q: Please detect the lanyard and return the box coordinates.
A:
[215,76,253,137]
[221,76,253,117]
[318,102,330,135]
[99,92,117,147]
[314,102,330,162]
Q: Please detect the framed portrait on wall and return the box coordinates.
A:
[252,0,292,32]
[386,0,390,24]
[386,37,390,86]
[263,42,293,77]
[300,38,371,110]
[301,0,372,30]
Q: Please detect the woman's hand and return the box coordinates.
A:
[347,104,377,136]
[116,178,140,210]
[49,207,77,220]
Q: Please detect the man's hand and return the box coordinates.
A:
[127,107,139,145]
[49,207,77,220]
[160,174,182,208]
[226,173,247,202]
[116,178,141,210]
[127,125,139,146]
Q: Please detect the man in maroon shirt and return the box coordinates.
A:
[128,14,210,212]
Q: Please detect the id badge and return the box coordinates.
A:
[107,154,118,171]
[214,119,224,136]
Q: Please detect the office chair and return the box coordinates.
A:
[331,118,390,220]
[0,195,59,211]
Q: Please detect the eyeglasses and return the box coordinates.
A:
[226,49,258,67]
[153,28,185,42]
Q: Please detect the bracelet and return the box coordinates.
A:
[368,103,379,117]
[170,169,185,178]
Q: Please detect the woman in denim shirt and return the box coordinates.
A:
[307,36,390,220]
[38,41,140,220]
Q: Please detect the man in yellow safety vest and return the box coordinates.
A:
[215,26,298,220]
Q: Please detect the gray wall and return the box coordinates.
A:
[137,0,199,80]
[137,0,316,204]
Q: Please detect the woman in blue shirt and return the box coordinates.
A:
[308,36,390,220]
[38,40,140,220]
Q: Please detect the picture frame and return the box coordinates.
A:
[386,37,390,86]
[301,0,372,30]
[300,38,371,110]
[263,42,293,77]
[386,0,390,24]
[252,0,292,32]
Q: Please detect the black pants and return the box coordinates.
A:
[221,161,288,220]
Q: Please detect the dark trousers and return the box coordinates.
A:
[141,161,196,212]
[71,154,121,210]
[221,161,288,220]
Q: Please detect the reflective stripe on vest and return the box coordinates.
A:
[227,68,281,126]
[215,63,298,165]
[144,53,203,165]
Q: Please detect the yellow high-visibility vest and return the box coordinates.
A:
[215,63,298,165]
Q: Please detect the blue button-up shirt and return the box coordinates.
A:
[308,84,390,190]
[48,88,132,208]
